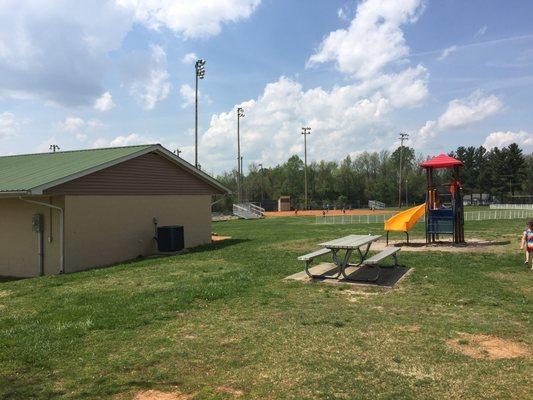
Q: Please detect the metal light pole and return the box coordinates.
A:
[237,107,245,203]
[258,163,264,204]
[301,127,311,210]
[194,59,205,168]
[398,132,409,208]
[240,156,244,201]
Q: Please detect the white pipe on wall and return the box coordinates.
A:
[19,197,65,274]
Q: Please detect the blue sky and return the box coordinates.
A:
[0,0,532,175]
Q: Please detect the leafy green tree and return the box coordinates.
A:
[216,143,530,213]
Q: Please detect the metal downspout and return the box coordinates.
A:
[19,197,65,274]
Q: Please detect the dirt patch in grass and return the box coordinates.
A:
[215,386,244,397]
[446,333,530,360]
[336,288,382,303]
[373,237,510,253]
[398,325,421,333]
[133,390,190,400]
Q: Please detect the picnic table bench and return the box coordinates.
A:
[298,234,401,282]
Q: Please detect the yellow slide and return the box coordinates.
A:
[385,203,426,233]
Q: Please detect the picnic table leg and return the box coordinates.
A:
[343,243,380,281]
[356,242,372,264]
[339,249,354,279]
[345,242,372,268]
[328,249,342,279]
[304,250,341,279]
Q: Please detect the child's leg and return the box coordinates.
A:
[529,250,533,270]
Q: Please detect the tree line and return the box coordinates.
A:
[214,143,532,212]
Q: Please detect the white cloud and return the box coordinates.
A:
[412,91,505,149]
[200,70,428,172]
[116,0,261,38]
[60,117,85,133]
[59,116,103,141]
[180,84,196,108]
[438,45,457,61]
[92,133,154,148]
[307,0,424,78]
[416,120,437,143]
[0,112,21,138]
[181,52,198,64]
[475,25,487,38]
[483,130,533,151]
[337,7,349,21]
[380,65,429,108]
[179,83,212,108]
[94,91,115,111]
[437,90,504,130]
[0,0,132,106]
[122,45,171,110]
[0,1,257,107]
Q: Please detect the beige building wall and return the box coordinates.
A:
[0,197,63,277]
[64,195,212,273]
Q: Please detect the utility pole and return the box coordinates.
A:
[405,178,408,206]
[194,59,205,168]
[398,132,409,208]
[301,127,311,210]
[237,107,245,203]
[49,144,60,152]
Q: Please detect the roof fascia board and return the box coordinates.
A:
[0,190,31,198]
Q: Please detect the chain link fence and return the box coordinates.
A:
[315,209,533,225]
[489,204,533,210]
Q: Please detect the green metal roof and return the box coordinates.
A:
[0,145,153,193]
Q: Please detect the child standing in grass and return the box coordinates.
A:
[520,220,533,270]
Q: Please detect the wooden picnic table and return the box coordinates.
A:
[318,234,382,280]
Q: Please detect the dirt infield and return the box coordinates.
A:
[264,209,393,217]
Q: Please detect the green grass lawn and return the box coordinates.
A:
[1,217,531,399]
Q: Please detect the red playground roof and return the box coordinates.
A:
[420,153,463,169]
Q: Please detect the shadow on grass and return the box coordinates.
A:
[1,239,251,283]
[190,238,251,253]
[0,276,25,283]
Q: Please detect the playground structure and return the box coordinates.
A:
[421,153,465,244]
[384,153,465,245]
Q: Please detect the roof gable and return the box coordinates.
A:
[44,152,224,195]
[0,144,229,195]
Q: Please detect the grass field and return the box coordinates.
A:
[1,217,532,399]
